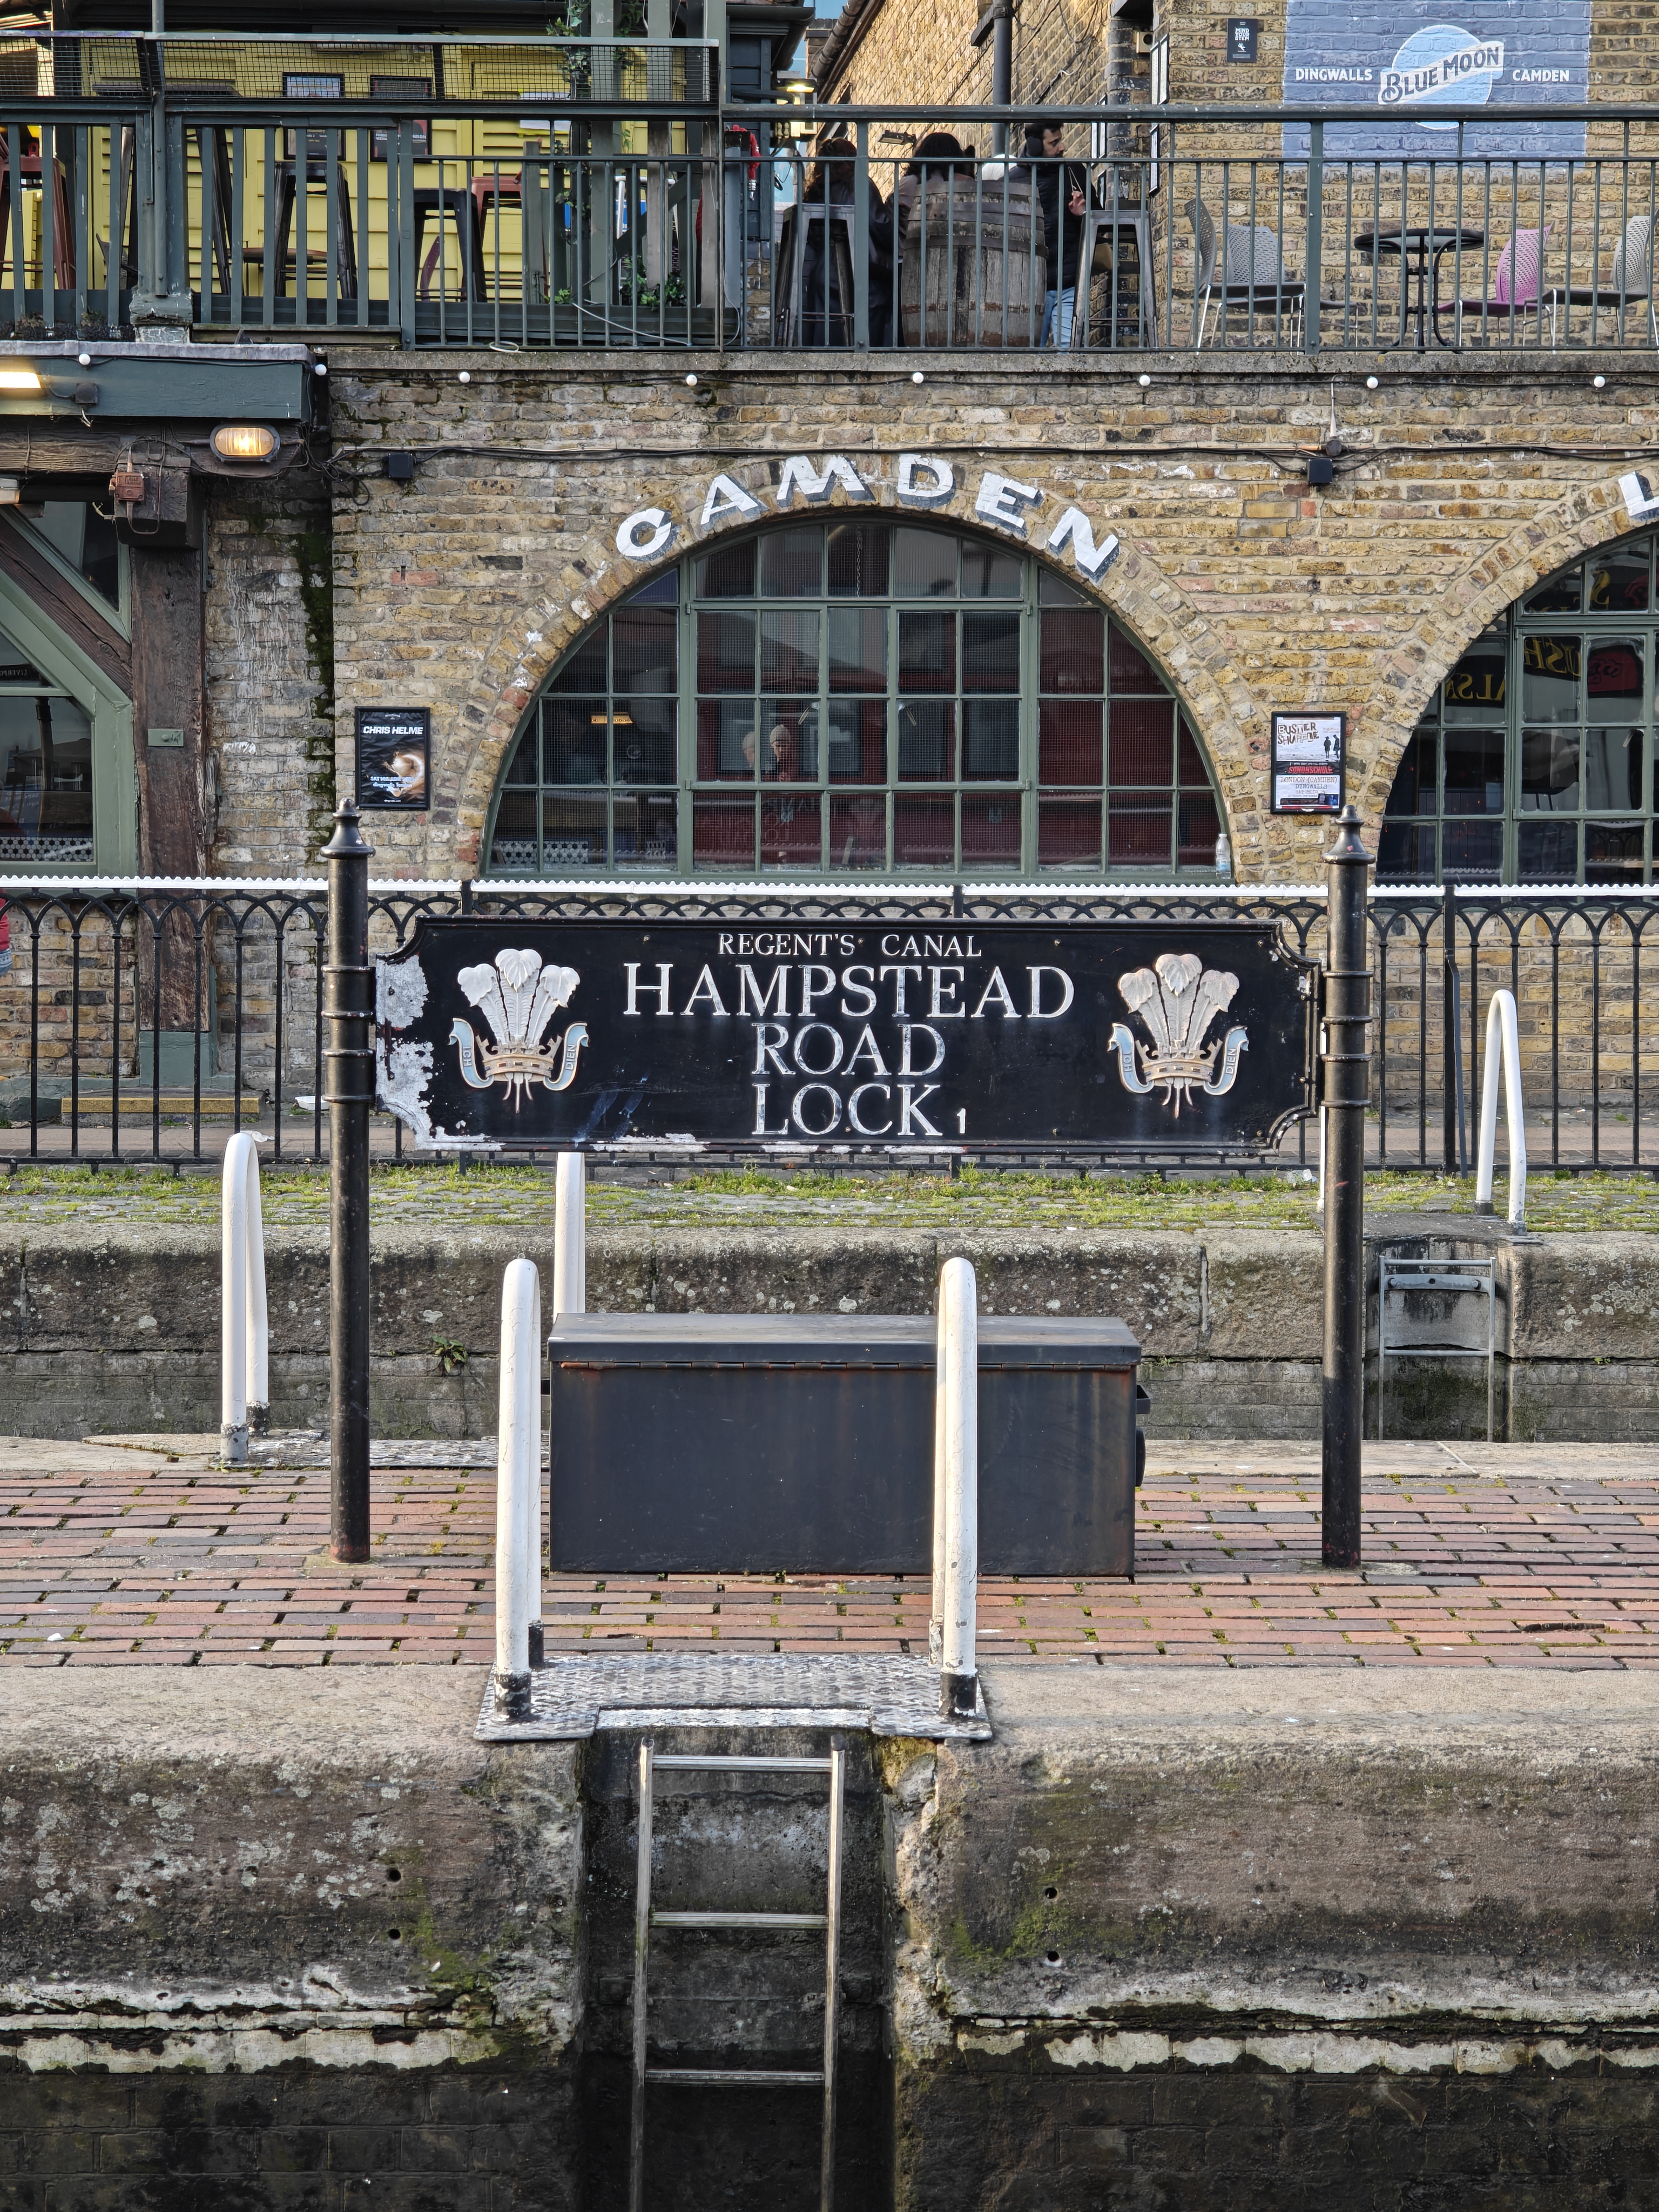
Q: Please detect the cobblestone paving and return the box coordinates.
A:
[2,1440,1656,1669]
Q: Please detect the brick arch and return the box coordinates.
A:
[1351,474,1642,824]
[442,473,1260,876]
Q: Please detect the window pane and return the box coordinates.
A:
[962,610,1020,692]
[1109,625,1163,693]
[825,698,886,783]
[697,699,757,780]
[1521,565,1583,613]
[626,570,678,606]
[1109,698,1175,785]
[1442,726,1503,815]
[1038,797,1102,866]
[759,527,822,597]
[1377,820,1437,881]
[827,606,885,691]
[695,538,756,598]
[543,698,608,784]
[1442,820,1502,880]
[1177,721,1209,786]
[504,726,537,784]
[1039,567,1087,608]
[489,790,538,871]
[693,794,755,866]
[758,701,814,781]
[549,629,606,694]
[1587,637,1643,711]
[1520,727,1580,810]
[759,610,819,691]
[760,789,822,869]
[898,610,955,691]
[830,794,887,868]
[896,700,955,780]
[1443,638,1508,721]
[960,540,1021,598]
[894,528,956,598]
[961,794,1020,861]
[1385,726,1438,817]
[894,795,955,866]
[1583,727,1643,811]
[1521,636,1581,724]
[698,610,756,692]
[612,604,676,691]
[542,791,605,868]
[614,698,676,786]
[612,791,677,869]
[1040,608,1104,694]
[1108,792,1172,866]
[36,502,119,608]
[1039,700,1103,785]
[1588,547,1650,613]
[1517,819,1579,881]
[1178,789,1221,865]
[1586,821,1645,881]
[962,698,1019,780]
[827,522,889,598]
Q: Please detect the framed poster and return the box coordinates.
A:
[356,706,430,811]
[1271,710,1345,813]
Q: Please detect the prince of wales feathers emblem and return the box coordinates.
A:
[451,948,589,1108]
[1109,952,1248,1115]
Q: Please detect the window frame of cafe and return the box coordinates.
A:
[1379,525,1659,887]
[483,518,1228,881]
[2,504,130,639]
[0,574,136,877]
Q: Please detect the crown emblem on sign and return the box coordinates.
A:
[1109,952,1248,1115]
[451,948,589,1108]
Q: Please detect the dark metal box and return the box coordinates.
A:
[547,1313,1141,1576]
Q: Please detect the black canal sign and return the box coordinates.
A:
[374,919,1316,1152]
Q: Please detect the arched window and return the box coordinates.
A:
[0,559,133,875]
[485,518,1225,879]
[1380,527,1659,885]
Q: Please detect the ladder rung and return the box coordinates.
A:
[651,1754,835,1773]
[651,1909,828,1930]
[645,2067,826,2087]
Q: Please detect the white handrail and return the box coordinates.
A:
[219,1131,268,1465]
[555,1152,586,1315]
[492,1257,544,1721]
[933,1255,979,1720]
[1474,988,1527,1228]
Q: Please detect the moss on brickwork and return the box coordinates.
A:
[293,522,337,858]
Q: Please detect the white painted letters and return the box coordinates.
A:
[896,453,955,507]
[975,471,1043,536]
[615,506,677,560]
[1047,505,1121,582]
[775,454,871,507]
[699,473,765,529]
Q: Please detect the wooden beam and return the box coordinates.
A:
[130,548,207,1031]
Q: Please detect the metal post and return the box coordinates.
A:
[928,1268,949,1667]
[492,1257,542,1719]
[1441,880,1459,1173]
[554,1152,586,1313]
[1303,119,1323,354]
[323,799,374,1563]
[1474,988,1527,1228]
[990,0,1014,157]
[1321,804,1373,1571]
[820,1737,845,2212]
[937,1255,979,1717]
[219,1130,268,1465]
[629,1739,656,2212]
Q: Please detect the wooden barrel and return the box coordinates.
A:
[899,172,1046,348]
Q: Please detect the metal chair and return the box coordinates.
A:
[1185,199,1306,346]
[1546,212,1657,348]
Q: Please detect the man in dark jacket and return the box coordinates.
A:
[1022,123,1088,347]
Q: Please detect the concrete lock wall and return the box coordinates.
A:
[1,1216,1657,1442]
[4,1666,1658,2208]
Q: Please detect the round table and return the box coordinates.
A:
[1353,225,1485,349]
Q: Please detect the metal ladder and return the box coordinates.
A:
[628,1740,847,2212]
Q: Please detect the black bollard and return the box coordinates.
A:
[1321,803,1373,1570]
[323,800,375,1563]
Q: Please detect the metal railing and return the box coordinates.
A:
[3,57,1657,351]
[0,876,1653,1173]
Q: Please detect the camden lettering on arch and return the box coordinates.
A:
[373,919,1314,1154]
[613,454,1121,583]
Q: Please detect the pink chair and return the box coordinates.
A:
[1436,224,1553,346]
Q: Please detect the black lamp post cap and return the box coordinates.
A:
[322,798,375,860]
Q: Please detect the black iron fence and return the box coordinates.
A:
[0,876,1653,1172]
[2,41,1658,353]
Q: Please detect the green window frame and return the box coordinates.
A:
[0,572,135,878]
[484,518,1225,880]
[1380,530,1659,885]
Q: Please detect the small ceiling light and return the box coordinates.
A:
[686,373,698,387]
[314,361,328,376]
[77,351,92,368]
[458,370,471,384]
[211,423,279,462]
[0,366,42,394]
[1365,374,1379,390]
[1593,374,1607,389]
[912,370,925,383]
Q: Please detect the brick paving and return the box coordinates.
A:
[2,1438,1657,1669]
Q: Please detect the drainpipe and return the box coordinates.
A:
[990,0,1014,154]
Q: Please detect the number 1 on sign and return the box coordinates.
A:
[956,1109,967,1134]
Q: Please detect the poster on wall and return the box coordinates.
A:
[1271,711,1345,813]
[1282,0,1590,159]
[356,706,430,811]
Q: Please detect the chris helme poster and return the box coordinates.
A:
[1282,0,1589,158]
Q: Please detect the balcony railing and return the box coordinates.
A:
[1,48,1657,353]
